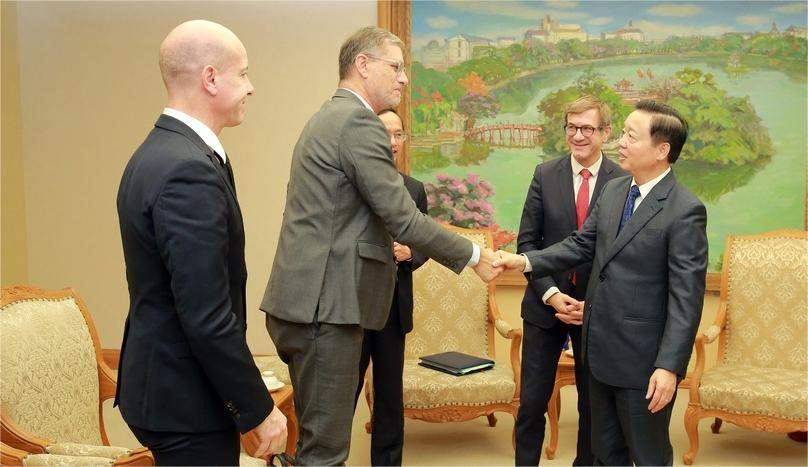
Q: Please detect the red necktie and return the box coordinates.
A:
[576,168,592,229]
[572,168,591,287]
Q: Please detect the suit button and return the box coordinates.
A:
[599,273,606,282]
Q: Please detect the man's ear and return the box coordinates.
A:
[355,54,370,79]
[202,65,218,95]
[656,141,670,161]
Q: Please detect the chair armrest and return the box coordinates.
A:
[112,448,154,466]
[0,412,49,454]
[703,325,721,344]
[1,442,29,466]
[494,319,523,401]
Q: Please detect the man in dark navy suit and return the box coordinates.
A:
[116,20,286,465]
[515,96,625,465]
[354,110,428,466]
[498,100,708,466]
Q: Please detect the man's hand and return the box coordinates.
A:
[547,293,583,325]
[251,406,288,458]
[471,247,504,282]
[646,368,678,413]
[393,242,412,263]
[492,250,527,272]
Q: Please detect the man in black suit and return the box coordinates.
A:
[353,109,428,466]
[116,20,286,465]
[515,96,625,466]
[497,100,708,466]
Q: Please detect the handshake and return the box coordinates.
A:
[470,248,528,282]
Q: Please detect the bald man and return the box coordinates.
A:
[116,20,286,465]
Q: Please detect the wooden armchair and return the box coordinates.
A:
[0,286,153,466]
[683,230,808,464]
[363,226,522,445]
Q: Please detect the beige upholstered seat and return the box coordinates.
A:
[363,226,522,444]
[683,230,808,464]
[0,286,153,466]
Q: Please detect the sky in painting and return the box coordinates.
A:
[412,1,808,49]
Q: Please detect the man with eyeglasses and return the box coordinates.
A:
[260,26,503,465]
[514,95,625,465]
[497,100,707,465]
[352,109,426,466]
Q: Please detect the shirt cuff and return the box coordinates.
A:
[542,287,560,305]
[521,253,532,272]
[466,243,481,268]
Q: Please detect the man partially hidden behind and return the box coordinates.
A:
[496,100,707,466]
[515,96,625,466]
[260,26,501,466]
[353,109,427,466]
[116,20,286,465]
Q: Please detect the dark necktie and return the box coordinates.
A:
[575,168,592,229]
[618,185,641,233]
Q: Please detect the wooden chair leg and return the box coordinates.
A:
[710,417,722,433]
[683,405,701,465]
[487,413,498,427]
[545,385,561,460]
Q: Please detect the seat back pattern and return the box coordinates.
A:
[1,296,103,445]
[723,232,807,370]
[405,230,491,360]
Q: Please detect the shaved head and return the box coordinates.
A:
[159,20,244,91]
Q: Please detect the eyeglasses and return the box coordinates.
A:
[391,132,408,142]
[365,53,406,76]
[564,124,603,137]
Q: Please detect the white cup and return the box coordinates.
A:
[262,370,275,378]
[263,375,280,387]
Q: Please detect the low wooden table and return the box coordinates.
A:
[241,384,298,458]
[546,352,575,460]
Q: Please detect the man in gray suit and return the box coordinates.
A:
[496,100,707,465]
[260,26,501,466]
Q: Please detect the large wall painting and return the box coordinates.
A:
[402,1,807,274]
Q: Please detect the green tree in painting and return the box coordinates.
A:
[537,67,631,155]
[665,67,773,166]
[458,92,501,130]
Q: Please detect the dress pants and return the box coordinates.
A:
[354,302,406,466]
[588,370,676,466]
[515,320,591,466]
[129,426,239,466]
[266,313,364,466]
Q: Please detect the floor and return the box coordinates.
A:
[104,386,807,465]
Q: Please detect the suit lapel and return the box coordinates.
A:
[556,157,577,231]
[602,172,676,266]
[155,114,240,203]
[589,158,615,217]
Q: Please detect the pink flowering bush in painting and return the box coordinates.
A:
[424,173,517,250]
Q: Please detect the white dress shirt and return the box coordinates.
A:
[163,108,227,163]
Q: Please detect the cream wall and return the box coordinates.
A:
[1,1,29,285]
[3,1,376,352]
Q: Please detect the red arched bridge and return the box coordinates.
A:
[464,123,544,148]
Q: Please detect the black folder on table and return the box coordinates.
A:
[418,351,495,376]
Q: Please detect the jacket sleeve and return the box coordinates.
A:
[655,200,708,377]
[338,109,472,273]
[153,158,272,433]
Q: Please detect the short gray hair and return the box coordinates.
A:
[338,26,404,80]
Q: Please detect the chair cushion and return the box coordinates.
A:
[699,364,808,420]
[22,454,112,466]
[47,442,130,459]
[402,360,515,409]
[253,355,291,385]
[0,297,103,445]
